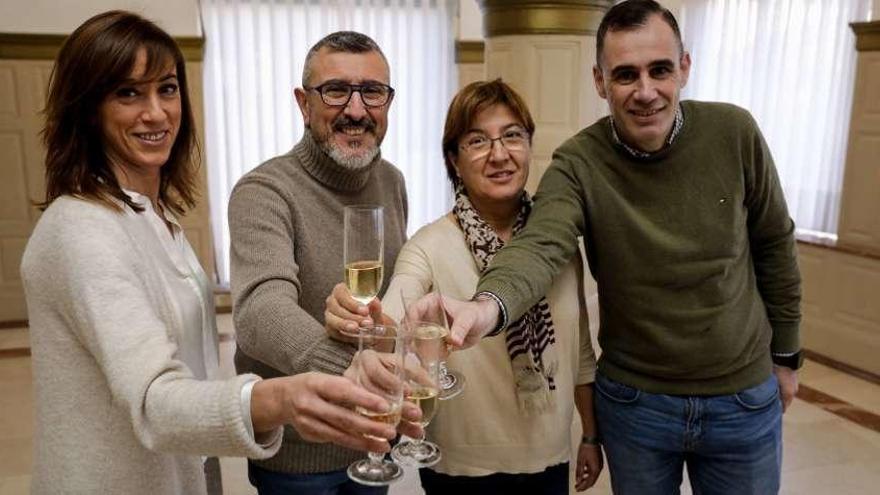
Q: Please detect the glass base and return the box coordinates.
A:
[347,457,403,486]
[439,370,466,400]
[391,439,442,468]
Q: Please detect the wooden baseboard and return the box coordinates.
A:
[803,349,880,386]
[0,348,29,358]
[797,384,880,434]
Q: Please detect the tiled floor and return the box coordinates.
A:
[2,315,879,495]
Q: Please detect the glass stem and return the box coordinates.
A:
[368,451,385,465]
[439,361,452,389]
[411,427,425,447]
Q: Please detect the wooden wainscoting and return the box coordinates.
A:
[0,34,214,323]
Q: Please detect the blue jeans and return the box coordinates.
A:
[419,463,569,495]
[594,372,782,495]
[248,462,388,495]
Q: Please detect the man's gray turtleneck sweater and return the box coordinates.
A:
[229,130,408,473]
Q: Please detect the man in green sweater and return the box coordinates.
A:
[228,32,408,494]
[441,1,801,493]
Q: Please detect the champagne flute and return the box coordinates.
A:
[391,319,444,467]
[343,205,384,336]
[401,288,466,400]
[346,324,406,486]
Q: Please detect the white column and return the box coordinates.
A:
[837,22,880,253]
[477,0,612,191]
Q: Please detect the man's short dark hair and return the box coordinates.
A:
[302,31,388,86]
[596,0,684,67]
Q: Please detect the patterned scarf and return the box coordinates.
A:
[452,185,559,414]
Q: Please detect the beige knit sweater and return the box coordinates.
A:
[229,131,408,473]
[21,196,281,495]
[384,214,597,476]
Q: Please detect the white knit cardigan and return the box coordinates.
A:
[21,196,280,494]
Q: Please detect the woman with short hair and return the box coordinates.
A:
[327,79,604,493]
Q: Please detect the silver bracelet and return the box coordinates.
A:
[473,291,508,336]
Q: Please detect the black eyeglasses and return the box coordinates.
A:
[305,82,395,108]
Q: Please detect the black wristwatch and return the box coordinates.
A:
[771,351,804,370]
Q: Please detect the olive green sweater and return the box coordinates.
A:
[229,131,407,473]
[478,101,801,395]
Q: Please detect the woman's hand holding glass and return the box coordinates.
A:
[402,289,466,400]
[343,353,424,441]
[248,358,422,456]
[249,371,396,453]
[391,319,445,467]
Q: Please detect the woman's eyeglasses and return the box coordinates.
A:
[459,128,530,159]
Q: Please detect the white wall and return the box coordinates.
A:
[661,0,683,18]
[874,0,879,19]
[458,0,482,39]
[0,0,201,36]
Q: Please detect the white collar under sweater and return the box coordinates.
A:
[122,189,220,382]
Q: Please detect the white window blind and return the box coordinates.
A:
[679,0,872,237]
[200,0,457,286]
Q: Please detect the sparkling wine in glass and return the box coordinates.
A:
[391,320,445,467]
[347,324,405,486]
[344,205,384,309]
[401,288,466,400]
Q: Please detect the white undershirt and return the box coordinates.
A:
[124,190,261,442]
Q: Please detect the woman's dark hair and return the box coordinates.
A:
[441,78,535,188]
[40,10,198,214]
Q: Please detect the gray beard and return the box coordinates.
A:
[320,140,379,171]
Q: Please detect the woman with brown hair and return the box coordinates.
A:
[21,11,416,494]
[326,79,604,493]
